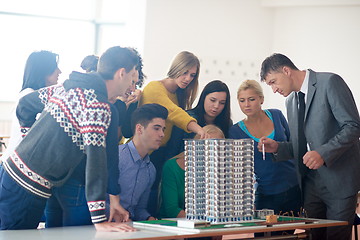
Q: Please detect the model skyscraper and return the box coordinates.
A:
[185,139,254,223]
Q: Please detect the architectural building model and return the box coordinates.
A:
[184,139,255,223]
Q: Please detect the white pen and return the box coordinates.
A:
[262,142,265,160]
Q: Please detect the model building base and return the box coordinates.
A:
[177,219,210,228]
[177,218,264,229]
[134,217,315,231]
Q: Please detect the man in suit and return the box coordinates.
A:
[259,53,360,240]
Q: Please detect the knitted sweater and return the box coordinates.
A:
[3,72,112,224]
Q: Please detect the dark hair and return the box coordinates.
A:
[131,103,168,134]
[128,48,146,88]
[260,53,299,81]
[97,46,140,80]
[21,50,59,91]
[192,80,231,137]
[80,55,99,72]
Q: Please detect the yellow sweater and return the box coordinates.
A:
[139,81,196,146]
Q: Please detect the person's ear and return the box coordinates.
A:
[283,66,291,76]
[135,123,143,135]
[115,68,126,80]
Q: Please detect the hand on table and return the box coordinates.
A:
[94,222,136,232]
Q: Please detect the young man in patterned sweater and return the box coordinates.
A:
[0,46,138,232]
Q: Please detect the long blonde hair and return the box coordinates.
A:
[167,51,200,110]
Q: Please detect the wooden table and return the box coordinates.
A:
[0,218,348,240]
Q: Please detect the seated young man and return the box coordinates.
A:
[114,103,167,221]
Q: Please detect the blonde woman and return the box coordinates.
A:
[159,125,225,218]
[140,51,205,144]
[229,80,301,232]
[139,51,206,216]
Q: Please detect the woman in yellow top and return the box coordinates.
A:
[139,51,206,217]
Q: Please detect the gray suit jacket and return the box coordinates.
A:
[276,69,360,198]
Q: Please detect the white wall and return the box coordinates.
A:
[143,0,360,123]
[143,0,274,123]
[269,3,360,117]
[1,0,359,135]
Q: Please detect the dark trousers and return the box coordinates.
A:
[45,178,92,227]
[303,170,357,240]
[147,146,167,218]
[0,167,47,229]
[255,185,302,215]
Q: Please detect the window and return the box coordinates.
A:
[0,0,146,101]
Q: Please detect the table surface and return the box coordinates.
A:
[0,218,348,240]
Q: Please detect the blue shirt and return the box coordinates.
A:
[118,141,156,220]
[229,109,299,195]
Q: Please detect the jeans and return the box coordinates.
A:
[0,167,47,229]
[45,178,91,227]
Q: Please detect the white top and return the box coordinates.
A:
[0,88,35,163]
[299,69,310,103]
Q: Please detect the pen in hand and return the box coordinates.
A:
[262,142,265,160]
